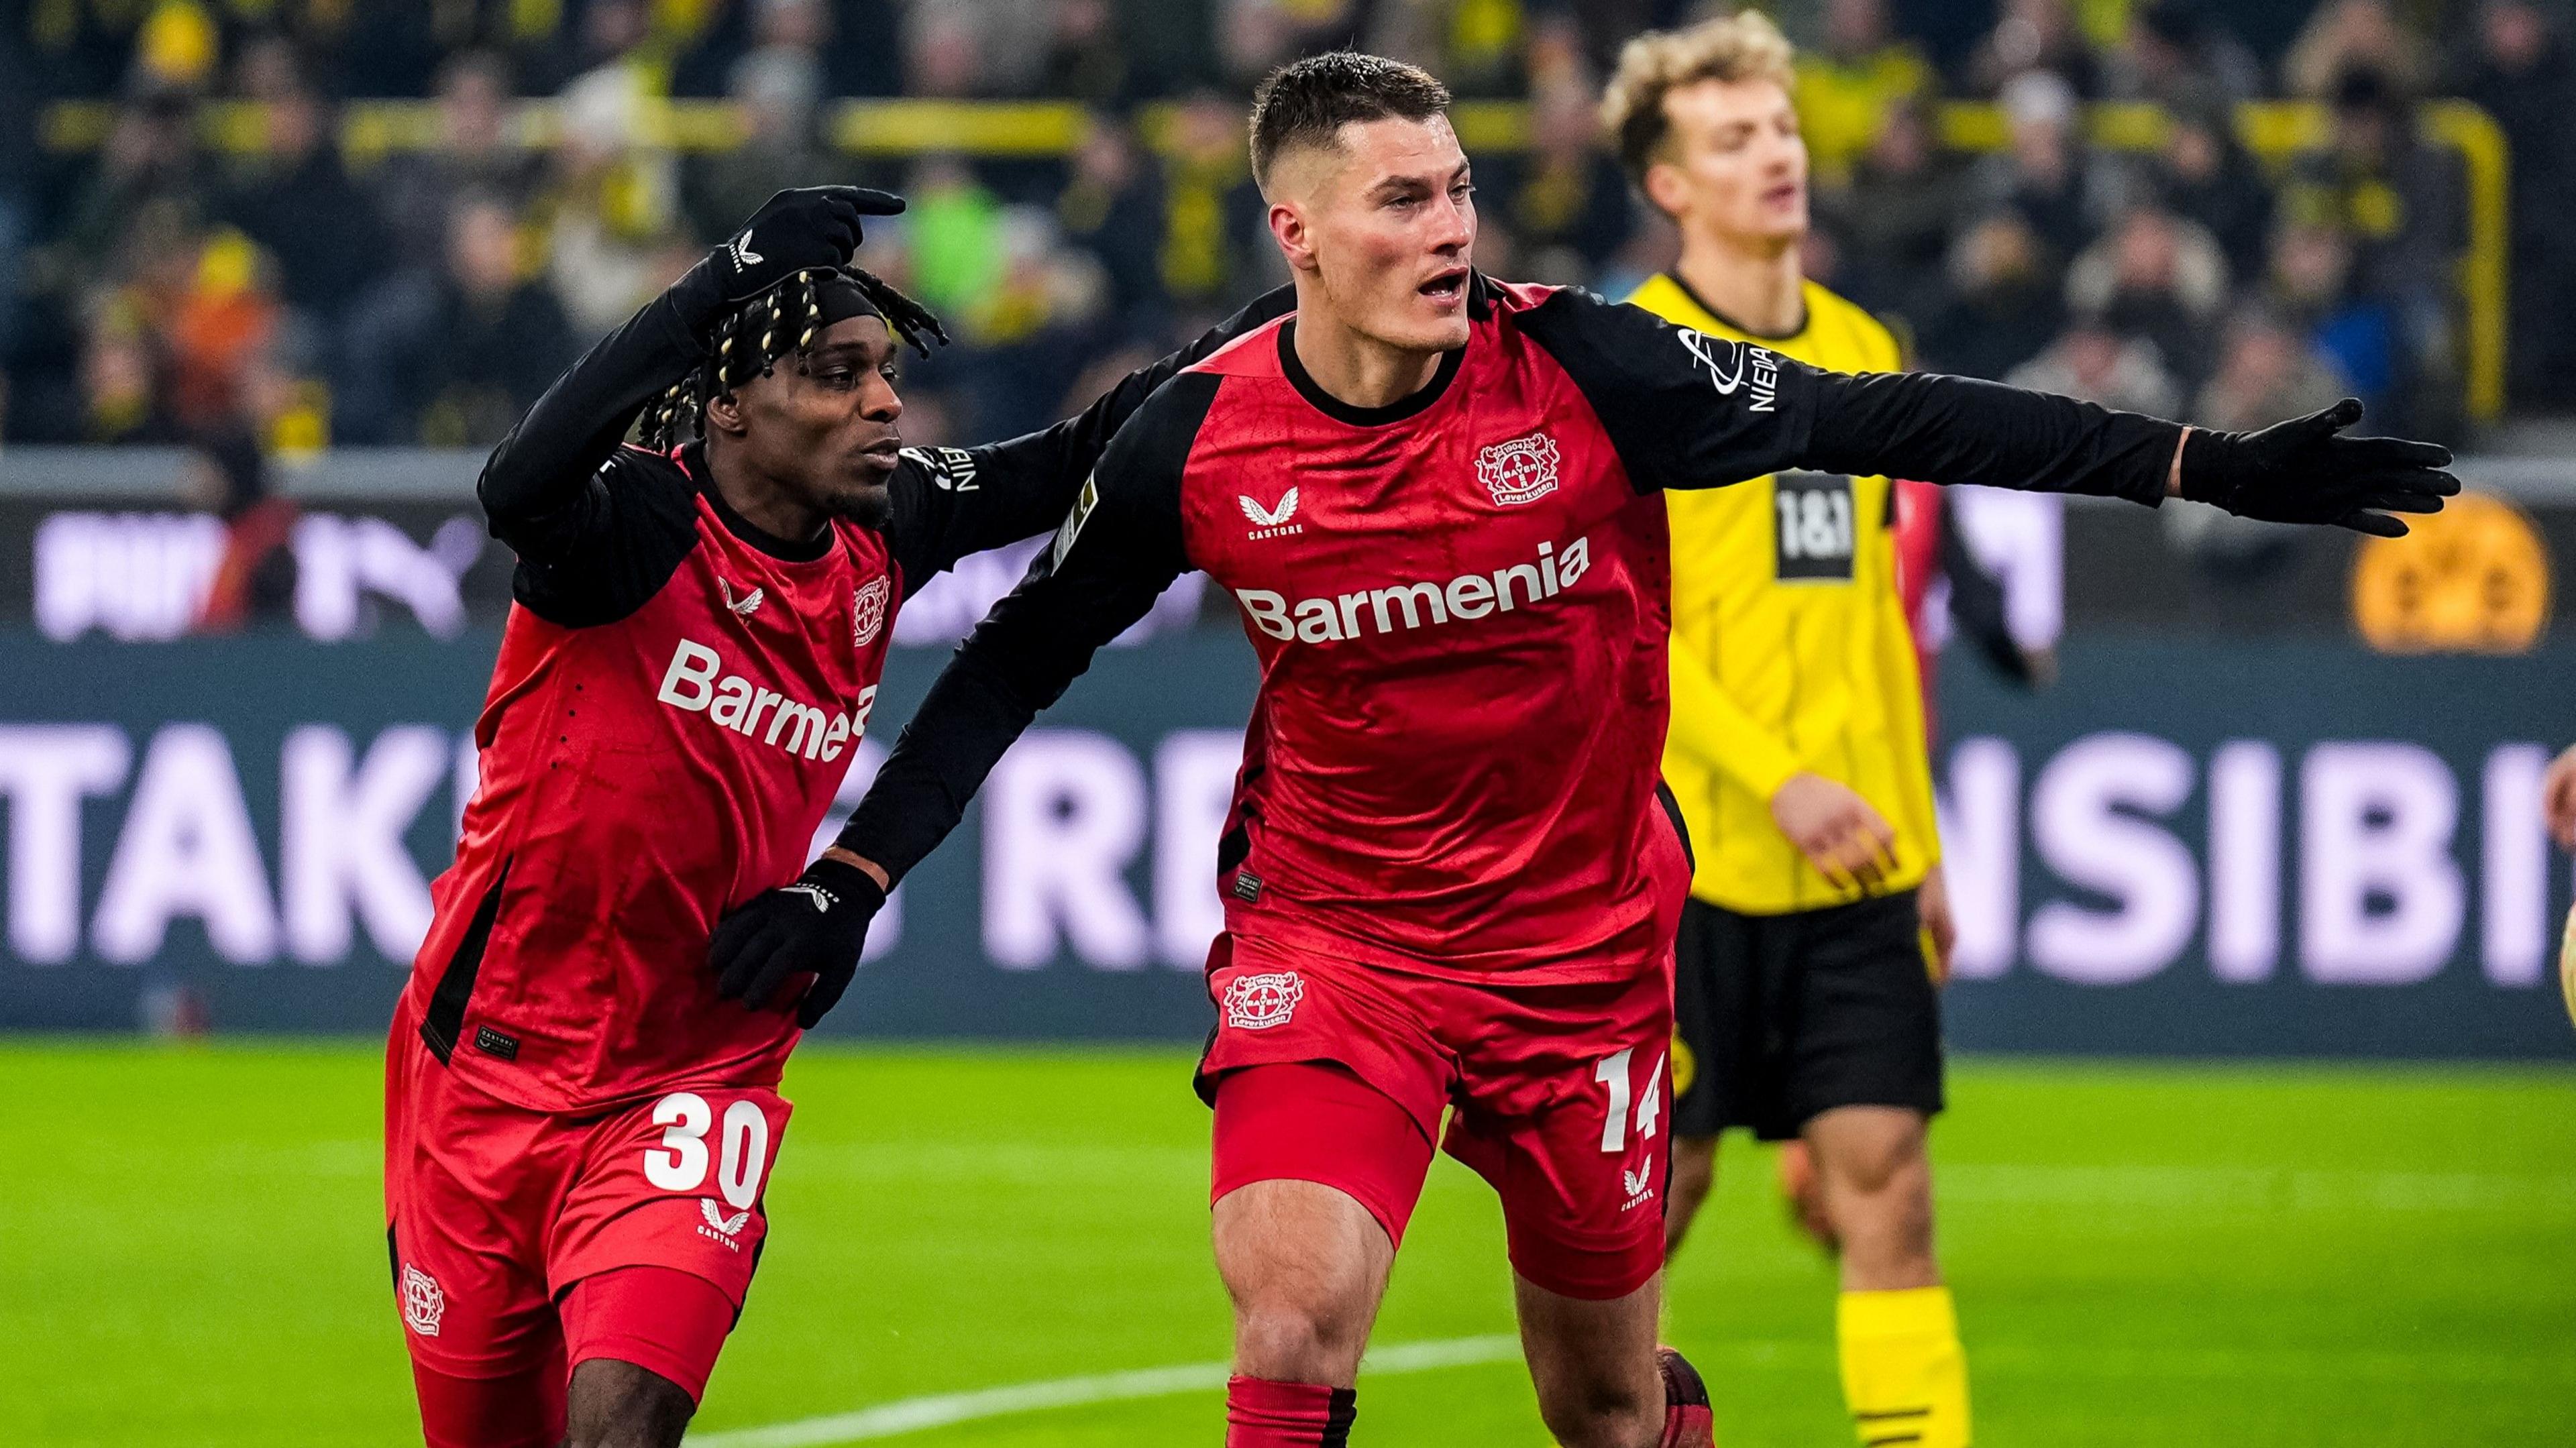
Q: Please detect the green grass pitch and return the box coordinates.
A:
[4,1042,2572,1446]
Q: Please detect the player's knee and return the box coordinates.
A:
[1534,1377,1661,1448]
[1818,1117,1927,1200]
[1821,1148,1937,1272]
[1232,1295,1371,1382]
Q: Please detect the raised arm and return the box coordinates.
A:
[478,187,904,561]
[1520,286,2455,536]
[885,288,1292,594]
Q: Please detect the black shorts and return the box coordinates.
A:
[1670,889,1944,1141]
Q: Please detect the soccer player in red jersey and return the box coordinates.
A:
[731,59,2451,1448]
[382,186,1287,1448]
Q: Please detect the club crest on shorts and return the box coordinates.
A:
[1222,970,1305,1031]
[400,1263,445,1337]
[852,575,890,648]
[1477,431,1561,507]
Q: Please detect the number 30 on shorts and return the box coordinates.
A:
[643,1093,771,1210]
[1595,1047,1666,1152]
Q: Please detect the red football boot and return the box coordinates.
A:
[1658,1346,1715,1447]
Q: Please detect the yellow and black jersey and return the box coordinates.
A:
[1625,272,1940,915]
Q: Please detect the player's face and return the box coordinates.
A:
[1649,78,1809,248]
[1273,114,1477,355]
[729,315,904,530]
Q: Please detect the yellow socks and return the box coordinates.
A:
[1836,1285,1970,1447]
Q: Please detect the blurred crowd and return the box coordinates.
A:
[4,0,2575,468]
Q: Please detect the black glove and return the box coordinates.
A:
[2177,398,2457,538]
[669,186,905,329]
[708,856,885,1028]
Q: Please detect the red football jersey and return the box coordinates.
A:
[1173,294,1689,980]
[399,282,1293,1113]
[401,449,899,1113]
[843,274,2178,985]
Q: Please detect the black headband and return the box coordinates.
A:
[812,273,881,330]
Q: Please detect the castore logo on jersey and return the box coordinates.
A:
[1240,488,1302,539]
[716,577,763,618]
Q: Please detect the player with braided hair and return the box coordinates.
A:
[384,185,1290,1448]
[639,264,949,454]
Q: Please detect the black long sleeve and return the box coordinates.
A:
[1799,368,2178,506]
[475,289,712,563]
[1518,285,2181,506]
[883,286,1292,596]
[837,372,1220,884]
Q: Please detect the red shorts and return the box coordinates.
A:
[1200,934,1675,1300]
[382,1001,790,1406]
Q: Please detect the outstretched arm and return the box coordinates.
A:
[885,288,1293,594]
[708,374,1220,1027]
[1520,288,2455,535]
[847,378,1210,883]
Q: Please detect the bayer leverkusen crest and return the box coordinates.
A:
[1222,970,1305,1031]
[1477,431,1560,507]
[400,1263,445,1337]
[851,576,890,648]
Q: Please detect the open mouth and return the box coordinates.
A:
[1417,269,1468,302]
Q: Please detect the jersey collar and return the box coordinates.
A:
[1277,319,1466,429]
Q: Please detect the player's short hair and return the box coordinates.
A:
[1600,11,1798,188]
[638,266,944,451]
[1248,52,1454,192]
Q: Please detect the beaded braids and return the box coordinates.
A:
[638,266,947,452]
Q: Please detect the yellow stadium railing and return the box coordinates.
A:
[36,95,2510,419]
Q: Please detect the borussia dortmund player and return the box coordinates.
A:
[1604,14,1972,1445]
[723,55,2451,1448]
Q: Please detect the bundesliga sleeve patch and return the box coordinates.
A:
[1050,473,1099,569]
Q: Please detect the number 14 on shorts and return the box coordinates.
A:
[1595,1046,1666,1152]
